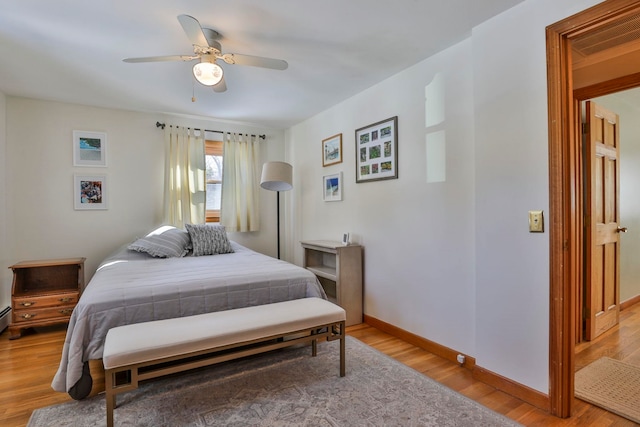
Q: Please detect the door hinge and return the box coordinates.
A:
[582,123,588,134]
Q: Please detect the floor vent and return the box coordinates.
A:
[0,306,11,333]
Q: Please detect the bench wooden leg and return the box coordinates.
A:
[105,371,115,427]
[340,334,345,377]
[106,394,115,427]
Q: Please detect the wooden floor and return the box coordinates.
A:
[1,302,638,426]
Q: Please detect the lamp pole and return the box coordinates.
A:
[276,191,281,259]
[260,161,293,260]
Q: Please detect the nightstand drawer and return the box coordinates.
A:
[12,305,75,324]
[13,291,79,310]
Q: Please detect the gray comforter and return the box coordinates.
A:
[51,242,325,394]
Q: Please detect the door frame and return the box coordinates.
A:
[546,0,640,418]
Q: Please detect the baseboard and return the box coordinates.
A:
[363,314,476,369]
[621,294,640,311]
[0,306,11,334]
[472,365,550,412]
[363,313,550,412]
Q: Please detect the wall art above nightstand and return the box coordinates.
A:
[73,130,107,167]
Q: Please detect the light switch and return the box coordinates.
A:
[529,210,544,233]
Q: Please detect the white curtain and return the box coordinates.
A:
[220,132,260,232]
[163,126,205,228]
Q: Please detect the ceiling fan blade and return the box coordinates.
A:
[221,53,288,70]
[123,55,197,63]
[213,76,227,93]
[177,14,210,47]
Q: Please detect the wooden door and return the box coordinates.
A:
[584,101,622,341]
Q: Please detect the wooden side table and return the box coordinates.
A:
[8,258,85,339]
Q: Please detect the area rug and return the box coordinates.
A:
[29,337,520,426]
[575,357,640,424]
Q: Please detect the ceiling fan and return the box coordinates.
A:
[123,14,288,93]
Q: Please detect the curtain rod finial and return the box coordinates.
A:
[156,122,166,129]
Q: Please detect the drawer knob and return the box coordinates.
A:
[20,301,35,307]
[59,297,73,303]
[59,309,73,315]
[21,313,35,319]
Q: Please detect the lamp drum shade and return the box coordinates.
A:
[261,161,293,191]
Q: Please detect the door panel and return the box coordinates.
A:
[584,101,621,341]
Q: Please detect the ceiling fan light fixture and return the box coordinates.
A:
[124,15,288,93]
[193,60,223,86]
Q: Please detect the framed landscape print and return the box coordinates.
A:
[74,174,108,210]
[73,130,107,167]
[322,133,343,166]
[323,172,342,202]
[355,116,398,183]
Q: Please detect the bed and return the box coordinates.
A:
[51,225,325,399]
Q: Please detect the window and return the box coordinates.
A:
[205,140,223,222]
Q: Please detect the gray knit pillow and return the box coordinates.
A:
[128,226,191,258]
[185,224,234,256]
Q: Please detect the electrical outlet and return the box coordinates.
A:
[529,210,544,233]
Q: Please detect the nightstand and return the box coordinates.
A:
[301,241,363,326]
[8,258,85,339]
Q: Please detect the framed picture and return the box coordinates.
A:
[355,116,398,183]
[323,172,343,202]
[322,133,343,166]
[74,174,108,210]
[73,130,107,167]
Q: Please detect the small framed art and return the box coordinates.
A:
[355,116,398,183]
[73,130,107,167]
[322,133,343,166]
[323,172,342,202]
[74,174,108,210]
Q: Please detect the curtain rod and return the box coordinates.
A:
[155,122,266,139]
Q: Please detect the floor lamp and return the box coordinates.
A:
[260,161,293,259]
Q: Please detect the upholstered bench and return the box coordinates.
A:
[103,297,346,427]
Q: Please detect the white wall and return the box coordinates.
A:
[288,0,603,394]
[290,39,478,357]
[4,97,285,285]
[472,0,600,391]
[472,0,549,393]
[0,91,8,311]
[595,92,640,302]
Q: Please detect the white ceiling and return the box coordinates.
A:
[0,0,524,129]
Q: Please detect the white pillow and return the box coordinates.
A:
[128,226,191,258]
